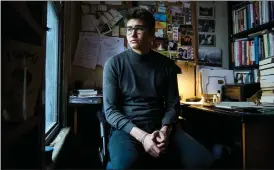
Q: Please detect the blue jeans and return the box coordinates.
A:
[108,123,215,169]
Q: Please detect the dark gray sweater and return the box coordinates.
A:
[103,49,181,133]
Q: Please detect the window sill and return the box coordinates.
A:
[49,127,71,162]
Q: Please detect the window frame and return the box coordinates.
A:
[45,1,63,145]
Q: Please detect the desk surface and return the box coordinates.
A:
[69,96,103,106]
[181,104,274,117]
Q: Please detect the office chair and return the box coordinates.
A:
[96,108,110,168]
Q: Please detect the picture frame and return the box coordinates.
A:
[198,4,215,18]
[199,33,215,47]
[198,47,222,67]
[198,19,215,33]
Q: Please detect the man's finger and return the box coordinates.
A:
[156,131,165,143]
[157,142,166,148]
[151,131,159,141]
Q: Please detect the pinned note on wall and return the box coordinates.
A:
[73,34,125,69]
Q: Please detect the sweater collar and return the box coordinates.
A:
[128,48,153,61]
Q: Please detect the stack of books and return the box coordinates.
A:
[259,56,274,103]
[78,89,98,97]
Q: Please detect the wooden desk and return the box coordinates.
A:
[180,104,274,169]
[68,96,103,135]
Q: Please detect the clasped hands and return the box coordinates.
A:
[141,126,170,158]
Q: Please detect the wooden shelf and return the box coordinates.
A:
[231,20,274,39]
[2,116,40,146]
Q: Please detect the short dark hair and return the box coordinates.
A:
[125,7,155,35]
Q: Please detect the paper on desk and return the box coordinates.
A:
[72,36,100,69]
[99,37,124,66]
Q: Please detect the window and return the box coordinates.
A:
[45,2,61,139]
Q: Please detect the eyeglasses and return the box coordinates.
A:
[126,26,147,35]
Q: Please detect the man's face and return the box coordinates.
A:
[126,19,153,50]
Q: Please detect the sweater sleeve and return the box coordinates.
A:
[103,57,137,133]
[162,63,181,127]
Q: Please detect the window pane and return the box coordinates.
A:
[45,2,59,133]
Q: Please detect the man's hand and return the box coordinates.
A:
[155,126,171,152]
[142,131,161,158]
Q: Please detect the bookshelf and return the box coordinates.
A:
[228,1,274,85]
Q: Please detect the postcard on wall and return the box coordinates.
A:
[180,25,193,35]
[167,33,173,41]
[112,25,119,36]
[172,26,179,41]
[167,24,172,33]
[154,38,168,51]
[155,21,167,29]
[172,16,185,25]
[198,19,215,33]
[181,36,192,46]
[119,27,126,36]
[168,40,178,51]
[155,28,165,38]
[157,6,166,13]
[108,9,123,28]
[98,4,107,12]
[199,33,215,46]
[153,13,167,22]
[177,46,189,60]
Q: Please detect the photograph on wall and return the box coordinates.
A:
[179,25,193,35]
[153,38,168,51]
[167,32,173,40]
[198,5,215,18]
[198,47,222,67]
[167,24,173,33]
[181,36,192,46]
[168,40,178,51]
[172,15,185,25]
[199,34,215,46]
[198,19,215,33]
[177,46,189,60]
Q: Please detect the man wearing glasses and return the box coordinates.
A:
[103,7,215,169]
